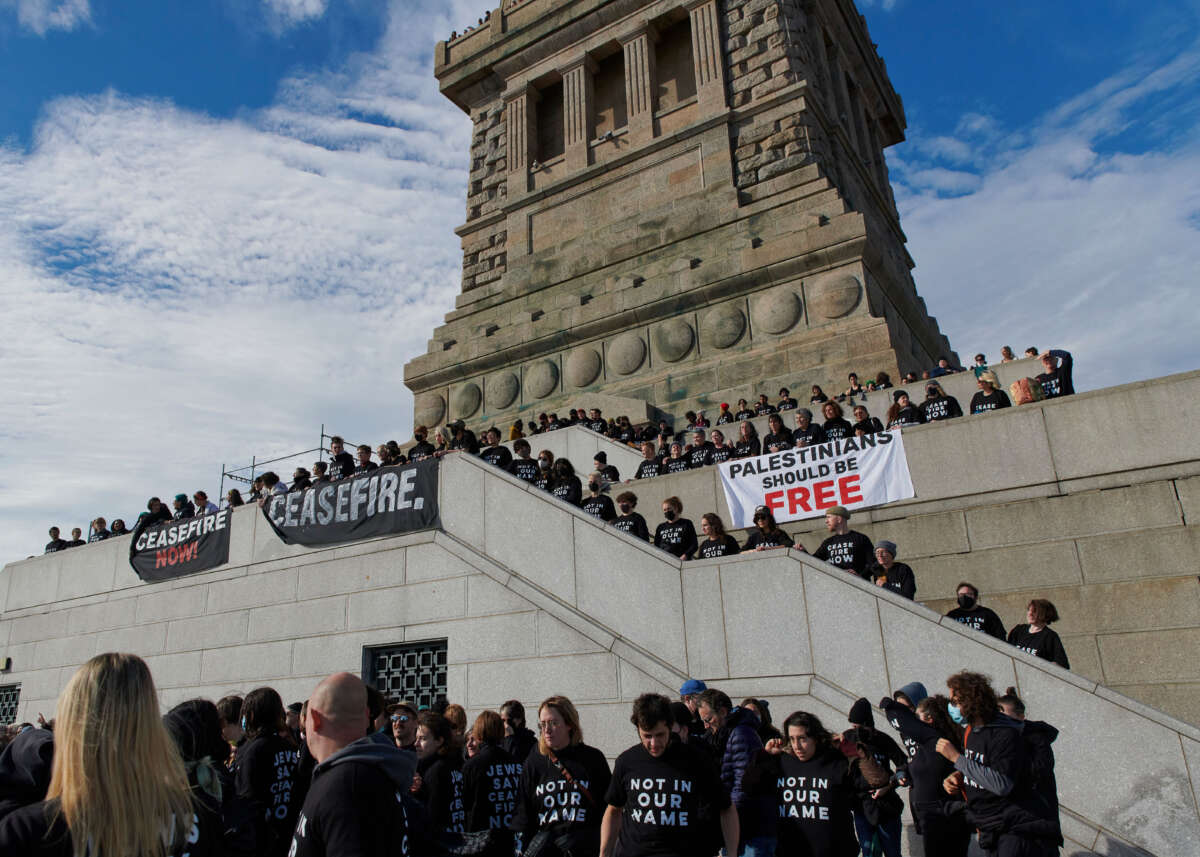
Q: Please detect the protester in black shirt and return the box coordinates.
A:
[1008,599,1070,668]
[810,385,828,404]
[409,425,437,462]
[920,382,964,422]
[694,513,741,559]
[735,420,761,459]
[741,507,797,552]
[745,711,857,857]
[754,393,776,416]
[172,493,195,520]
[461,711,520,856]
[945,582,1007,639]
[44,527,66,553]
[87,517,110,542]
[664,442,690,474]
[683,430,711,468]
[875,371,894,390]
[1036,349,1074,398]
[654,497,698,560]
[850,405,884,436]
[110,518,130,536]
[500,701,537,764]
[288,468,311,493]
[997,687,1062,825]
[60,527,84,548]
[877,696,971,857]
[600,694,736,857]
[233,687,298,857]
[327,435,356,479]
[812,506,873,578]
[582,474,617,522]
[634,443,662,480]
[449,420,481,454]
[550,459,583,506]
[885,390,924,429]
[288,673,417,857]
[702,429,731,464]
[352,444,378,475]
[970,370,1012,414]
[777,387,798,411]
[734,398,755,421]
[611,492,651,542]
[821,401,853,441]
[143,496,173,525]
[510,696,611,857]
[415,712,465,838]
[938,672,1061,855]
[479,428,513,469]
[792,408,827,447]
[840,699,906,857]
[866,540,916,599]
[716,403,734,425]
[534,451,555,492]
[762,413,793,453]
[592,451,619,482]
[508,439,541,484]
[841,372,866,401]
[0,654,221,857]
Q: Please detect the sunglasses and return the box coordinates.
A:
[390,714,411,723]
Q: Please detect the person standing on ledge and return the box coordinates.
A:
[812,507,874,579]
[1036,349,1074,398]
[945,582,1007,640]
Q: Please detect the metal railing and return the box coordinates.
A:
[217,425,362,505]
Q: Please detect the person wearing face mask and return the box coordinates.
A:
[634,442,662,480]
[945,582,1006,640]
[409,426,436,461]
[937,673,1061,857]
[876,695,972,857]
[550,459,583,507]
[533,451,555,492]
[610,492,650,542]
[745,711,857,856]
[653,497,697,560]
[582,473,617,522]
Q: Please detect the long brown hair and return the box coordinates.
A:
[48,653,193,857]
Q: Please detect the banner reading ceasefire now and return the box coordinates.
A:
[717,430,915,528]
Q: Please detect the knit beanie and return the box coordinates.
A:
[848,697,874,727]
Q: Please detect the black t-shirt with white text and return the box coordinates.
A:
[654,519,698,560]
[480,445,513,469]
[233,733,299,857]
[792,424,826,446]
[946,606,1007,640]
[762,749,857,857]
[695,535,740,559]
[44,539,67,553]
[635,460,662,479]
[664,457,690,475]
[408,440,436,462]
[462,743,522,836]
[709,445,734,464]
[755,402,777,416]
[1007,624,1070,669]
[582,494,617,522]
[813,531,874,577]
[763,430,793,453]
[886,406,924,429]
[417,754,465,835]
[509,458,541,484]
[354,461,379,476]
[919,396,963,421]
[612,513,651,542]
[328,451,356,481]
[605,739,729,857]
[687,443,714,469]
[742,529,794,551]
[734,438,761,459]
[822,418,853,441]
[970,389,1012,414]
[735,409,756,421]
[778,397,798,411]
[551,476,583,507]
[510,744,612,851]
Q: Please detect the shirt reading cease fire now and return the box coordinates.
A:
[717,432,915,528]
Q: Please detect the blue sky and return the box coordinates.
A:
[1,0,1198,560]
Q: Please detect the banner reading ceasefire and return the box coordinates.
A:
[130,511,232,582]
[261,458,440,546]
[717,430,915,528]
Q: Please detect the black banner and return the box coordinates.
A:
[130,511,233,582]
[261,459,440,546]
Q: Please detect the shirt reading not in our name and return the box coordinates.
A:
[772,751,858,857]
[695,535,740,559]
[605,740,729,857]
[612,513,651,542]
[509,458,541,483]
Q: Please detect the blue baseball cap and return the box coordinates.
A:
[679,679,707,696]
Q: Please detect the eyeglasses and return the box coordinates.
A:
[390,714,410,723]
[538,718,563,732]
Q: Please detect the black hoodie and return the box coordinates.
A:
[504,727,537,766]
[233,733,298,857]
[878,699,963,828]
[0,728,53,821]
[290,736,420,857]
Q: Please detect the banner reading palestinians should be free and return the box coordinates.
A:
[261,458,440,547]
[130,511,232,582]
[717,430,915,528]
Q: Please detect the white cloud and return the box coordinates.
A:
[905,166,982,195]
[0,1,476,561]
[263,0,327,27]
[891,41,1200,394]
[1,0,90,34]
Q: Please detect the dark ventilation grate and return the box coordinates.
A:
[363,640,448,711]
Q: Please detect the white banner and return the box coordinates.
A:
[717,430,915,528]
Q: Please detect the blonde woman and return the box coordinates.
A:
[0,652,217,856]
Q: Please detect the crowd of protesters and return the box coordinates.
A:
[0,653,1064,857]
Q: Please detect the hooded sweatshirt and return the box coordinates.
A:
[0,728,53,821]
[233,732,298,857]
[289,736,419,857]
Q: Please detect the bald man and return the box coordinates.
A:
[289,672,419,857]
